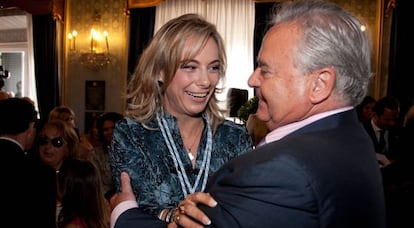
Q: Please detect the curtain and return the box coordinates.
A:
[32,14,59,124]
[154,0,205,30]
[154,0,255,108]
[206,0,254,102]
[254,2,277,69]
[26,14,39,110]
[127,7,156,79]
[387,0,412,116]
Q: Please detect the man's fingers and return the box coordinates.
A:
[181,204,211,226]
[204,193,217,207]
[176,192,216,226]
[120,172,133,193]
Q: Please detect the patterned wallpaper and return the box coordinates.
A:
[68,0,125,54]
[65,0,128,133]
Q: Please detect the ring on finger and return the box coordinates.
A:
[174,214,181,223]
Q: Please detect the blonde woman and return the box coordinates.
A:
[109,13,253,221]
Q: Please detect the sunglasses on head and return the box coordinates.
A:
[38,136,65,148]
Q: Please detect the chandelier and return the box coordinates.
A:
[67,10,114,71]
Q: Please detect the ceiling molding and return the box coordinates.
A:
[0,0,64,20]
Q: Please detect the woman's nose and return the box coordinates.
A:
[196,70,212,87]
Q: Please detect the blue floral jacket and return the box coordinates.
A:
[109,112,253,217]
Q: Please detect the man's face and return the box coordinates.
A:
[374,108,399,130]
[247,23,314,130]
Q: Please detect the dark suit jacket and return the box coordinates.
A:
[115,110,386,228]
[363,121,403,160]
[1,138,57,228]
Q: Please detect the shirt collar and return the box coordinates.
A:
[262,106,354,145]
[0,136,24,151]
[371,119,383,132]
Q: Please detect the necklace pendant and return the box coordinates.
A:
[188,152,195,161]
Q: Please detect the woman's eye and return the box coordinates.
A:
[208,65,220,73]
[181,65,197,71]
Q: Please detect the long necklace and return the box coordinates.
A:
[186,125,202,153]
[185,125,203,161]
[156,113,212,196]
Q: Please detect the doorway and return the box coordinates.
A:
[0,11,38,109]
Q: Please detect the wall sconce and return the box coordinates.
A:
[67,10,113,71]
[67,30,77,50]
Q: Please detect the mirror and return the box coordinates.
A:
[0,51,23,97]
[0,10,38,107]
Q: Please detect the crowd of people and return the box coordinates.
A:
[357,95,414,227]
[2,1,413,228]
[1,98,122,227]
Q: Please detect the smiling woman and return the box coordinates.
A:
[108,13,253,222]
[154,0,255,107]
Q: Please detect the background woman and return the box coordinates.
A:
[57,159,110,228]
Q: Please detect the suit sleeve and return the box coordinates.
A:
[200,152,319,227]
[114,207,167,228]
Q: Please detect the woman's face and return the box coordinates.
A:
[102,120,115,143]
[362,102,375,121]
[38,125,68,171]
[163,37,221,119]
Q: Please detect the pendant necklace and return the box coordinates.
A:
[157,113,212,196]
[186,126,202,161]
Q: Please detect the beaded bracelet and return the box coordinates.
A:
[165,207,178,223]
[158,208,169,221]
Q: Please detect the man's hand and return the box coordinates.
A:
[109,172,136,210]
[376,153,392,168]
[167,192,217,228]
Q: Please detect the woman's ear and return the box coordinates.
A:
[309,68,335,104]
[158,71,165,83]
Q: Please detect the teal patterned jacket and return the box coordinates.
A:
[109,112,253,218]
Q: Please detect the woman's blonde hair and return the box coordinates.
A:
[48,105,75,121]
[126,13,227,131]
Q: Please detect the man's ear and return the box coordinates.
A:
[309,68,335,104]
